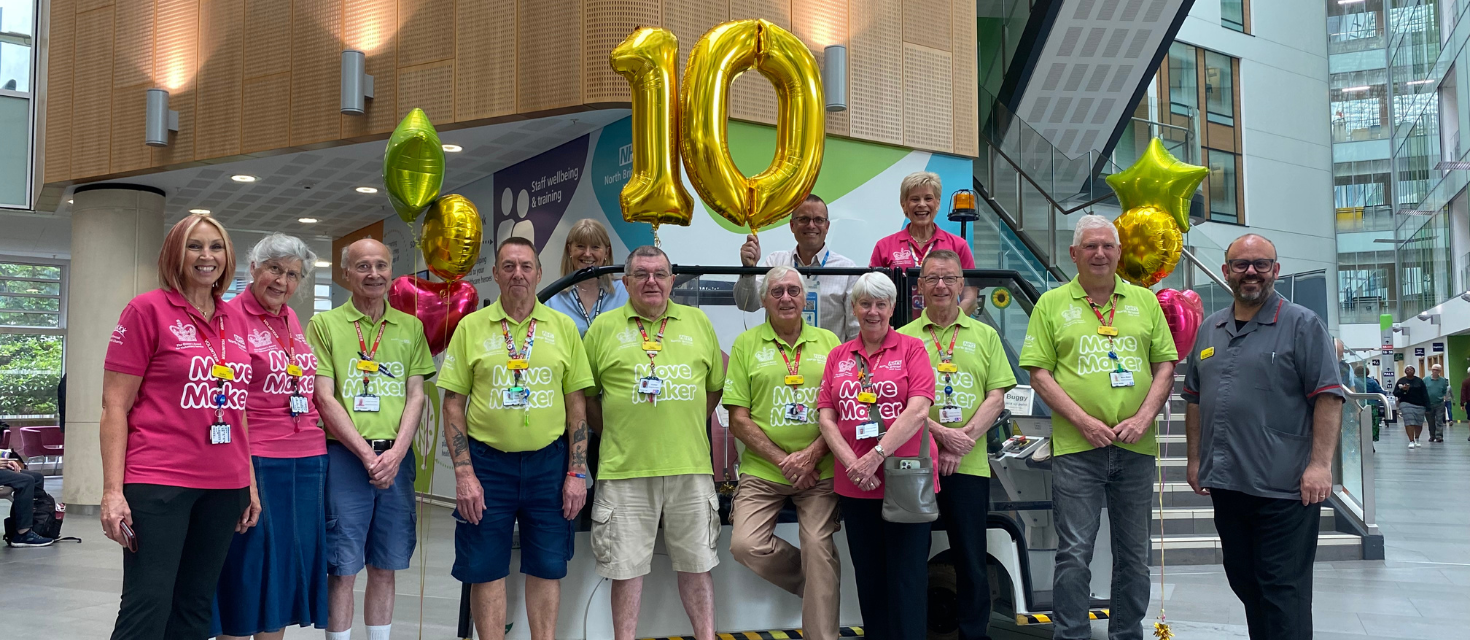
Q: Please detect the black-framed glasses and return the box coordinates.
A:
[1228,259,1275,273]
[791,216,829,226]
[920,275,963,286]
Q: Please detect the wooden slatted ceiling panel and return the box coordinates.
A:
[398,0,455,68]
[152,0,201,166]
[244,0,292,79]
[518,0,582,113]
[241,73,291,153]
[290,0,344,145]
[903,43,951,153]
[950,0,976,157]
[454,0,516,121]
[44,0,76,183]
[76,0,114,14]
[398,60,455,124]
[584,0,660,105]
[662,0,726,76]
[728,0,787,125]
[902,0,948,51]
[848,0,901,145]
[110,83,151,172]
[111,0,154,88]
[791,0,847,137]
[195,0,244,159]
[71,6,115,179]
[342,0,397,139]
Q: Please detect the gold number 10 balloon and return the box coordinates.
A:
[610,20,826,233]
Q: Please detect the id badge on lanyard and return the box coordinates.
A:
[803,290,818,328]
[194,314,233,445]
[854,355,881,439]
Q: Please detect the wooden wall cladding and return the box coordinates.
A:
[44,0,978,187]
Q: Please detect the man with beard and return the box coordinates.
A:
[1180,234,1344,640]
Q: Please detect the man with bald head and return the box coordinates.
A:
[1181,233,1343,640]
[308,238,437,640]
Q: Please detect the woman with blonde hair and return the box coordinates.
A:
[869,171,979,314]
[102,213,261,640]
[547,219,629,335]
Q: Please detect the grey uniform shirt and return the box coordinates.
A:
[1181,293,1343,501]
[733,246,861,341]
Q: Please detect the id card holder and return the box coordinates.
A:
[638,376,663,396]
[803,291,818,327]
[354,394,381,412]
[784,374,805,386]
[209,421,232,445]
[1110,370,1135,388]
[289,394,309,416]
[856,421,880,440]
[503,387,528,407]
[784,403,809,423]
[356,360,380,373]
[856,391,877,403]
[211,364,235,381]
[507,359,529,370]
[940,405,963,423]
[641,341,662,352]
[937,362,958,374]
[286,364,303,377]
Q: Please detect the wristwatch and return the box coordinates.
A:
[872,443,887,458]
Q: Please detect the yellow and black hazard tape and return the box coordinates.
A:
[641,627,864,640]
[1015,609,1110,625]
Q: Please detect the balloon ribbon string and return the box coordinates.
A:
[411,215,430,640]
[1155,401,1170,639]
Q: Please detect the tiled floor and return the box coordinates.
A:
[4,424,1468,639]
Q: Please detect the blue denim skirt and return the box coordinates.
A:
[210,454,329,636]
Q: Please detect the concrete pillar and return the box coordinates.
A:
[63,185,165,507]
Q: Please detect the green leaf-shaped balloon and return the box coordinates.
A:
[383,108,446,224]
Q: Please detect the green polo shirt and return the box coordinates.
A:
[899,309,1017,477]
[723,322,840,485]
[1017,275,1177,457]
[308,298,438,440]
[584,301,726,479]
[438,300,594,452]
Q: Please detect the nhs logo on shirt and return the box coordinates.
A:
[877,359,903,371]
[169,319,198,345]
[1122,304,1141,317]
[669,334,695,346]
[958,340,977,353]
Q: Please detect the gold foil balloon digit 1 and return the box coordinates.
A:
[383,108,447,225]
[680,19,825,232]
[610,27,694,229]
[420,195,483,282]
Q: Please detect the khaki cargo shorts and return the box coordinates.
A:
[589,474,721,579]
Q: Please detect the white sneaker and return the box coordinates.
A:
[1413,441,1422,448]
[1409,441,1416,449]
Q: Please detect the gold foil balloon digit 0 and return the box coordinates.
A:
[383,108,447,225]
[680,19,825,231]
[610,27,694,228]
[420,194,483,282]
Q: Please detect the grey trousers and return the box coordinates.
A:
[1051,446,1155,640]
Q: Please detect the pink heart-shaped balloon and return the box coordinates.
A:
[388,276,479,355]
[1156,288,1204,361]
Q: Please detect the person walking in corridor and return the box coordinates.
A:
[1394,365,1429,448]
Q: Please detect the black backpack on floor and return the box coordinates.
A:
[4,486,80,544]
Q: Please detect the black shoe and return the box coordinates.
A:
[8,530,55,547]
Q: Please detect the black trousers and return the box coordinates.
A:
[0,468,45,531]
[936,473,991,640]
[111,484,249,640]
[840,496,932,640]
[1211,488,1320,640]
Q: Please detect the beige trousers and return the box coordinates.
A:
[729,475,842,640]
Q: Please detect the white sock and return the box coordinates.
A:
[326,631,351,640]
[367,624,391,640]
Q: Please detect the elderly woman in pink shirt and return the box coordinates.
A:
[101,213,260,640]
[817,272,936,640]
[869,171,979,315]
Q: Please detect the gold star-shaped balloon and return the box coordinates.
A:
[1105,138,1209,232]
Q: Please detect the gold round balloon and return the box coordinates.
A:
[384,108,446,225]
[680,19,825,231]
[610,27,695,228]
[420,194,483,282]
[1114,205,1182,287]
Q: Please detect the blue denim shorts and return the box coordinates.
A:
[452,438,575,583]
[325,442,417,575]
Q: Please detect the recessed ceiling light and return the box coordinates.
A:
[442,144,462,153]
[232,174,257,182]
[189,208,210,214]
[298,217,318,224]
[314,260,331,268]
[356,186,379,194]
[66,199,73,204]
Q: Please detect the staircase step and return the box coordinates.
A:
[1151,532,1361,566]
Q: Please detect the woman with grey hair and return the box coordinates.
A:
[869,171,979,314]
[816,272,938,640]
[214,233,330,638]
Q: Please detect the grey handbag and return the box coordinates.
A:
[880,417,939,523]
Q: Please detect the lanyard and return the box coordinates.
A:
[1085,294,1119,331]
[794,247,830,268]
[1085,294,1128,373]
[775,341,804,385]
[634,317,669,366]
[188,313,231,423]
[501,318,537,375]
[928,324,961,363]
[354,319,389,395]
[907,238,934,266]
[853,353,881,427]
[569,289,607,328]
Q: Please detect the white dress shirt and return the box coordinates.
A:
[733,245,861,341]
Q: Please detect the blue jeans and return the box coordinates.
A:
[1051,446,1154,640]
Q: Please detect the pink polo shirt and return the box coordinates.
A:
[226,290,325,459]
[817,329,938,499]
[869,226,977,271]
[104,289,252,489]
